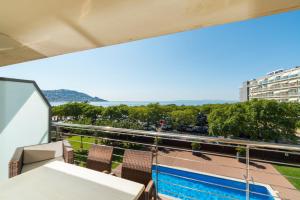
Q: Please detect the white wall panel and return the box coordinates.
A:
[0,79,49,181]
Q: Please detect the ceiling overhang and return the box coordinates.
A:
[1,0,300,67]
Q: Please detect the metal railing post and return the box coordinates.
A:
[94,131,98,144]
[246,145,250,200]
[80,136,83,151]
[56,126,60,141]
[155,134,159,199]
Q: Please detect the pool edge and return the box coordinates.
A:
[154,164,281,200]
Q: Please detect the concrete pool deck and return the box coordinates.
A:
[156,150,300,200]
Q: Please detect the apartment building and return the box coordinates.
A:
[239,81,249,102]
[241,67,300,102]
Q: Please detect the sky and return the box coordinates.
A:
[0,10,300,101]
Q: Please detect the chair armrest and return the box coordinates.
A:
[63,140,74,164]
[9,147,24,178]
[145,180,156,200]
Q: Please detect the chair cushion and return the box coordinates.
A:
[23,141,63,164]
[21,157,65,174]
[23,150,55,164]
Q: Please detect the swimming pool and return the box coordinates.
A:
[152,165,277,200]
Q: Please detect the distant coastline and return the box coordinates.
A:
[50,100,236,107]
[43,89,107,102]
[43,89,236,107]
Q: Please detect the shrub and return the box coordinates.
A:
[235,146,246,156]
[191,142,201,151]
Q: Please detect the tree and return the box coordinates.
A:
[61,102,85,120]
[208,104,232,137]
[246,100,298,142]
[170,109,197,130]
[51,99,299,143]
[52,105,64,117]
[83,105,103,123]
[208,99,298,142]
[196,112,208,126]
[146,103,164,126]
[209,103,253,138]
[128,107,149,123]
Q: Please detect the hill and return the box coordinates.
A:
[43,89,107,102]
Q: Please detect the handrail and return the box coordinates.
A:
[52,122,300,151]
[63,132,300,167]
[52,122,300,200]
[69,138,300,190]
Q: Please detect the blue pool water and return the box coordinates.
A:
[152,165,275,200]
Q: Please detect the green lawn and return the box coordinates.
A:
[68,135,94,167]
[273,164,300,190]
[68,135,94,151]
[68,136,122,169]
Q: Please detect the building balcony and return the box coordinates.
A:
[249,75,300,88]
[250,82,300,94]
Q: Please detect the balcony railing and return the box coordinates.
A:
[250,82,300,94]
[249,92,300,99]
[249,75,300,87]
[51,122,300,200]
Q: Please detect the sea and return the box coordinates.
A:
[50,100,235,107]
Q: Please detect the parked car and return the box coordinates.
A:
[185,125,194,132]
[192,126,208,134]
[161,124,172,131]
[177,125,187,132]
[143,124,156,131]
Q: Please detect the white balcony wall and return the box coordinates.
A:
[0,78,50,181]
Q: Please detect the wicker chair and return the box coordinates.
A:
[9,140,74,178]
[121,149,156,200]
[86,144,113,173]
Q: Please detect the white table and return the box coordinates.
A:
[0,161,144,200]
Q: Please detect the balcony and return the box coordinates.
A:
[1,118,300,199]
[1,88,300,200]
[250,82,300,94]
[2,1,300,200]
[3,78,299,199]
[44,122,299,200]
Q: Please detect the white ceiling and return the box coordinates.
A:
[1,0,300,67]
